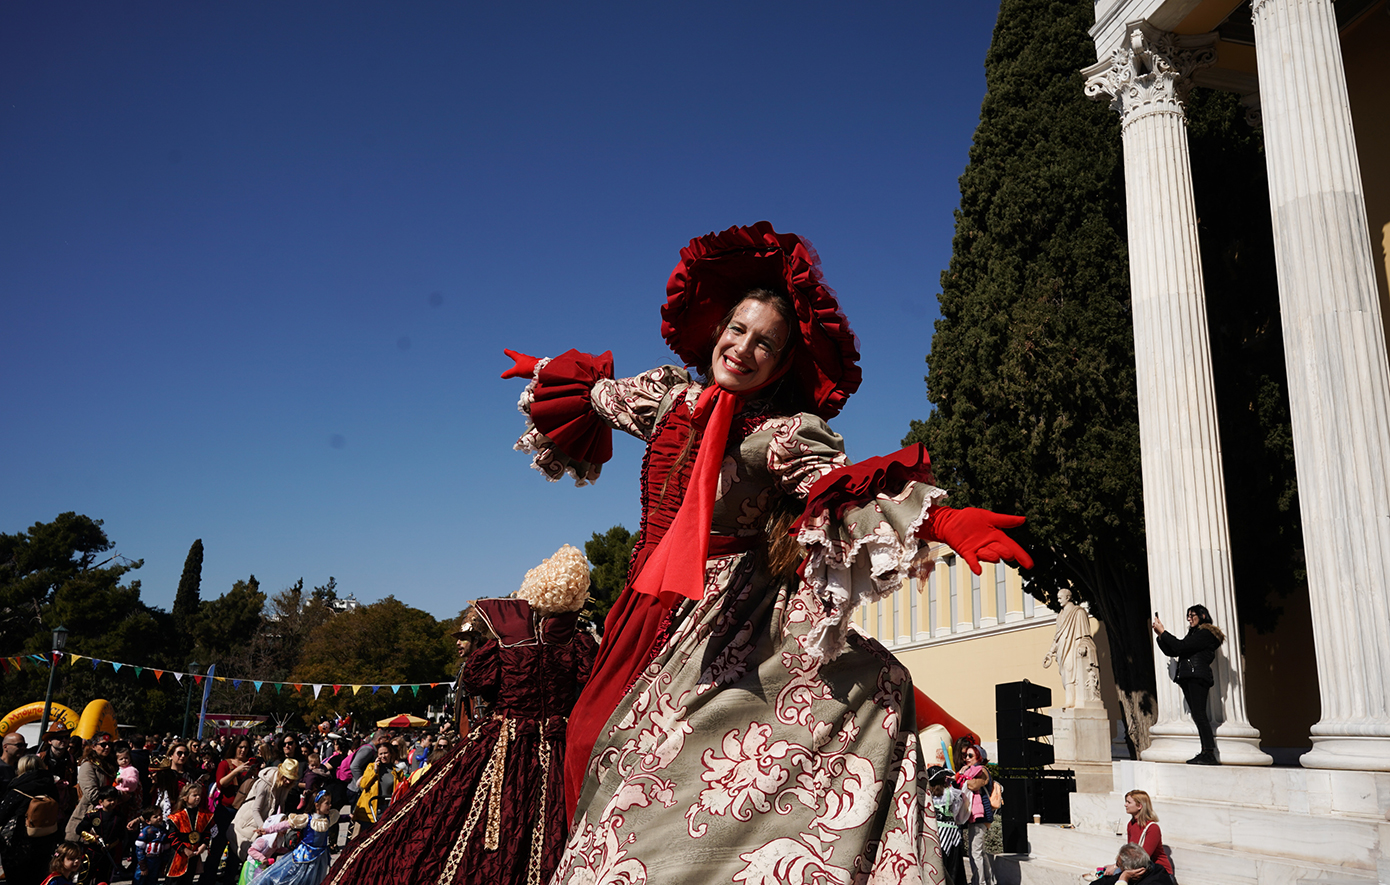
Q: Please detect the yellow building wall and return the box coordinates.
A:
[856,553,1124,750]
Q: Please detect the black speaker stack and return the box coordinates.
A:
[993,680,1076,854]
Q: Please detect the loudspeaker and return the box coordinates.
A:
[996,737,1055,767]
[995,681,1054,768]
[995,680,1051,711]
[995,709,1052,740]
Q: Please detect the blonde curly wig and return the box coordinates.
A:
[516,544,591,614]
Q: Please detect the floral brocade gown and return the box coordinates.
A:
[321,606,597,885]
[516,353,948,885]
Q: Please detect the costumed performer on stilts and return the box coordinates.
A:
[499,222,1034,884]
[321,545,598,885]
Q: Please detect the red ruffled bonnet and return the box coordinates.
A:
[661,221,862,419]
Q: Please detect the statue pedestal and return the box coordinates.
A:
[1052,706,1114,794]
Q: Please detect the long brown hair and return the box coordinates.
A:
[646,290,809,582]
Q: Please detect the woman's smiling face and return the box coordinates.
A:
[710,299,789,394]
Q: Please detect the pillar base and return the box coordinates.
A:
[1142,731,1272,766]
[1301,736,1390,771]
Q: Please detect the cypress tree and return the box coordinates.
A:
[171,538,204,656]
[904,0,1154,748]
[909,3,1298,753]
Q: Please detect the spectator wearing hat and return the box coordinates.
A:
[928,765,970,885]
[230,759,300,864]
[37,727,77,800]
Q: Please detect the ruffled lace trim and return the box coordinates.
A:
[513,357,603,486]
[796,485,947,666]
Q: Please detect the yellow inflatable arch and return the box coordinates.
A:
[0,701,80,736]
[76,700,118,740]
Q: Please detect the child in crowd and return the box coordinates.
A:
[238,813,301,885]
[115,745,143,810]
[255,791,339,885]
[75,787,125,883]
[131,806,172,885]
[40,840,86,885]
[928,766,971,885]
[166,781,217,883]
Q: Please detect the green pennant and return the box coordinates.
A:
[410,685,420,697]
[134,667,143,677]
[275,683,283,694]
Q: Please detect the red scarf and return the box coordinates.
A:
[629,385,741,602]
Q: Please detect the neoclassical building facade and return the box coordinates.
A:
[1080,0,1390,774]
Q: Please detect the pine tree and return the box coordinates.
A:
[585,526,634,633]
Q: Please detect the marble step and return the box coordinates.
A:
[1025,822,1382,885]
[1065,789,1385,872]
[992,850,1098,885]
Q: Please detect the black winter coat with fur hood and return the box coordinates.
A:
[1157,623,1225,687]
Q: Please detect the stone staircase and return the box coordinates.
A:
[993,760,1390,885]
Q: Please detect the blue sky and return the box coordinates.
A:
[1,3,1000,622]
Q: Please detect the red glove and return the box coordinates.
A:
[500,349,540,380]
[920,506,1034,575]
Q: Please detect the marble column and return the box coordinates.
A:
[1250,0,1390,771]
[1083,24,1271,765]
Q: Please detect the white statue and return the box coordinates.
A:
[1042,588,1102,709]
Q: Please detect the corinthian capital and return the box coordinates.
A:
[1082,23,1217,128]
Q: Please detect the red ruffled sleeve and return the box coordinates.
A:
[790,444,935,531]
[515,356,691,486]
[787,442,947,665]
[529,349,615,467]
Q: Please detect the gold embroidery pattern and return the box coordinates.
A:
[439,718,514,883]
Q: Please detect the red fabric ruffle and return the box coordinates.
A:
[790,443,934,531]
[661,222,862,419]
[530,349,616,466]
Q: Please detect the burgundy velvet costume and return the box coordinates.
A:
[322,602,596,885]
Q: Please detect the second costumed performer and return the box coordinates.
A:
[504,222,1034,883]
[321,545,598,885]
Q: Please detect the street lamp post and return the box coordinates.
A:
[181,661,201,738]
[37,625,70,739]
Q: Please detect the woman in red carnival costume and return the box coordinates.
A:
[500,223,1033,884]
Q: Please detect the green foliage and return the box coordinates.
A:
[291,596,453,723]
[192,576,267,661]
[0,513,120,649]
[585,525,634,631]
[170,539,204,658]
[906,0,1154,743]
[0,513,180,729]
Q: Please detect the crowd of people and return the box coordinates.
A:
[0,724,455,885]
